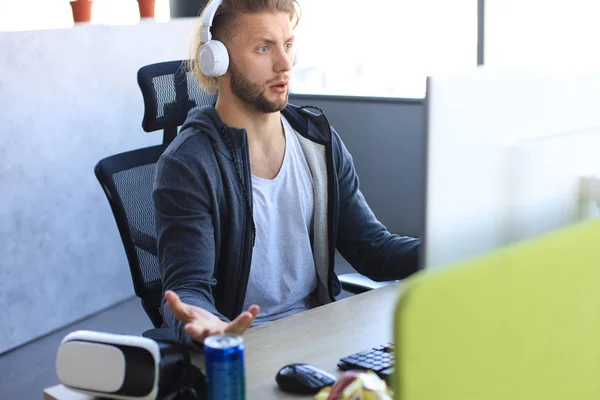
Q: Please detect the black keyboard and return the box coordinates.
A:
[337,343,395,380]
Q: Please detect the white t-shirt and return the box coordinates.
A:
[242,115,317,325]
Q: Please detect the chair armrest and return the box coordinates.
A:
[338,273,399,294]
[142,327,177,342]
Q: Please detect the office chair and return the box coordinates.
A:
[94,60,393,329]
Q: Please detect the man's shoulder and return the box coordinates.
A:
[161,107,221,163]
[283,103,326,125]
[160,130,211,169]
[283,103,333,143]
[154,125,222,189]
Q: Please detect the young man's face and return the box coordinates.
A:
[225,11,295,113]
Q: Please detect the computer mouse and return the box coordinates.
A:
[275,363,337,394]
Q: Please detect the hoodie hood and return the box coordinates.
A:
[178,103,333,160]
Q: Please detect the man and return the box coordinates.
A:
[153,0,421,349]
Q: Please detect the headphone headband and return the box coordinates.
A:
[200,0,224,43]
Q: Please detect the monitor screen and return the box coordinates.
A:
[422,67,600,269]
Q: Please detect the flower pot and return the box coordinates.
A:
[138,0,156,19]
[70,0,93,23]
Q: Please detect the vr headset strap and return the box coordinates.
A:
[170,363,207,400]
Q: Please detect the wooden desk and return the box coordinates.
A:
[44,282,402,400]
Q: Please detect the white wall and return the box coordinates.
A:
[0,18,196,354]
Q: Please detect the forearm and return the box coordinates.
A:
[338,218,422,281]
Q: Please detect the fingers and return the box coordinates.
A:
[248,304,260,318]
[184,323,225,344]
[164,290,194,324]
[226,305,260,335]
[167,293,259,341]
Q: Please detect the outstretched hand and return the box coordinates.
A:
[164,290,260,344]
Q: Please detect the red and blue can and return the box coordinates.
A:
[204,334,246,400]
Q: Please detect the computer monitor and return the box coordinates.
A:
[422,67,600,269]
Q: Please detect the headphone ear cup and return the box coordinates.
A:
[198,40,230,77]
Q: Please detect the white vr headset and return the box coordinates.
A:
[198,0,298,77]
[56,330,205,400]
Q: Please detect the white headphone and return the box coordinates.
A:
[197,0,298,77]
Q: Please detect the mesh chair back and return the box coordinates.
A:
[95,60,217,327]
[95,146,166,327]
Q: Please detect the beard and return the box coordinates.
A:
[229,62,289,113]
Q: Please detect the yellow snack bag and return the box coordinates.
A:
[314,370,393,400]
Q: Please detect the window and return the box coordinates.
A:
[291,0,478,99]
[485,0,600,73]
[0,0,171,32]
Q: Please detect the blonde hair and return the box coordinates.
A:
[187,0,301,93]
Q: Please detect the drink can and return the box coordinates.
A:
[204,334,245,400]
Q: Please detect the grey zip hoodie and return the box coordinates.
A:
[153,103,421,349]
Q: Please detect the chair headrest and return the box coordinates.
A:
[137,60,217,133]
